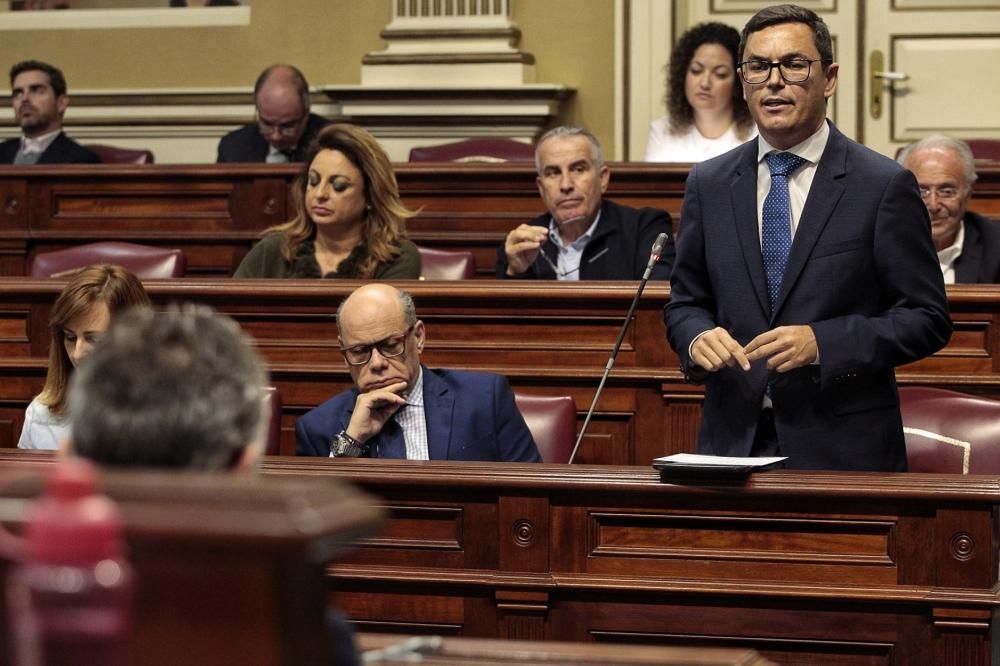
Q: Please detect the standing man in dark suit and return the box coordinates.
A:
[216,64,328,163]
[898,134,1000,284]
[497,126,674,280]
[665,4,951,471]
[0,60,99,165]
[297,283,541,462]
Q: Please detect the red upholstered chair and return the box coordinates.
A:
[514,393,577,463]
[84,144,155,164]
[417,246,476,280]
[966,139,1000,162]
[262,386,283,456]
[30,241,186,278]
[408,138,535,163]
[899,386,1000,474]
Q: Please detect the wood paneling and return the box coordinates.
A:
[1,162,999,277]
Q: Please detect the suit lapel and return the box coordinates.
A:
[421,368,455,460]
[731,140,771,317]
[772,123,847,321]
[954,215,979,283]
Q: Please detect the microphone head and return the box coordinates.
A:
[650,232,668,260]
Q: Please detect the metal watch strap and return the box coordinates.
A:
[330,430,368,457]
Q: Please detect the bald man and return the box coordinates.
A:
[296,284,541,462]
[216,64,329,163]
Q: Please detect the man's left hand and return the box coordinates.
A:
[744,325,817,372]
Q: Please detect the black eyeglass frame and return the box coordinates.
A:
[737,58,831,85]
[340,324,415,366]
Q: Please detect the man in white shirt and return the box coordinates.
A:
[898,134,1000,284]
[0,60,99,165]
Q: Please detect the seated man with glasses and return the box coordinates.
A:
[296,283,542,462]
[497,125,674,280]
[898,134,1000,283]
[216,63,329,163]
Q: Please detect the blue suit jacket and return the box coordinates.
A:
[295,367,541,462]
[665,122,952,471]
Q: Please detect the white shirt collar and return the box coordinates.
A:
[937,221,965,285]
[21,128,61,155]
[548,210,602,250]
[756,119,829,165]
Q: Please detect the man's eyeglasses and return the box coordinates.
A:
[738,58,828,85]
[919,186,965,202]
[536,250,580,279]
[256,112,304,137]
[341,325,414,366]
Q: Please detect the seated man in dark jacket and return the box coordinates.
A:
[217,63,328,163]
[0,60,99,165]
[497,126,674,280]
[898,134,1000,283]
[297,284,541,463]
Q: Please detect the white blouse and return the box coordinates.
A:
[18,398,70,451]
[644,115,756,163]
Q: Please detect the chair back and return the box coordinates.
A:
[967,139,1000,162]
[514,393,577,463]
[30,241,186,278]
[408,138,535,163]
[899,386,1000,474]
[262,386,283,456]
[84,143,155,164]
[417,246,476,280]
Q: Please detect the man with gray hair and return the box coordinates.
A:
[898,134,1000,283]
[68,303,267,470]
[497,126,674,280]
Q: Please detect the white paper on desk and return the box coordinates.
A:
[653,453,787,467]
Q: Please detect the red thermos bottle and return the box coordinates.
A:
[7,459,134,666]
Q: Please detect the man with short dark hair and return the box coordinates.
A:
[296,283,541,462]
[216,63,329,163]
[898,134,1000,284]
[497,126,674,280]
[0,60,99,165]
[665,4,951,471]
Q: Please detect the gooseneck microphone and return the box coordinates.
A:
[568,232,669,464]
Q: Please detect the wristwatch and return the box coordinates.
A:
[330,430,368,457]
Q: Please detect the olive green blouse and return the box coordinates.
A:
[234,233,421,279]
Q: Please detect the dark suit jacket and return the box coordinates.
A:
[955,211,1000,283]
[665,122,952,471]
[495,199,675,280]
[295,367,542,462]
[0,132,99,164]
[216,113,329,163]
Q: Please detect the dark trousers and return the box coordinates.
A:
[750,408,780,457]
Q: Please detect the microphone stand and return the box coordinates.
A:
[567,233,668,464]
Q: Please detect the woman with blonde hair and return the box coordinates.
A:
[18,264,150,450]
[234,123,421,279]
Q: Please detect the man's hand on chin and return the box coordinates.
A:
[347,381,408,442]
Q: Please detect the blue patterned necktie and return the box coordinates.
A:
[762,152,807,308]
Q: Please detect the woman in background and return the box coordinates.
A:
[644,22,756,163]
[18,264,150,450]
[234,123,420,279]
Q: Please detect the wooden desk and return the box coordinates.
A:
[1,162,999,277]
[357,633,773,665]
[2,451,996,664]
[1,279,999,463]
[259,457,1000,666]
[0,460,383,666]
